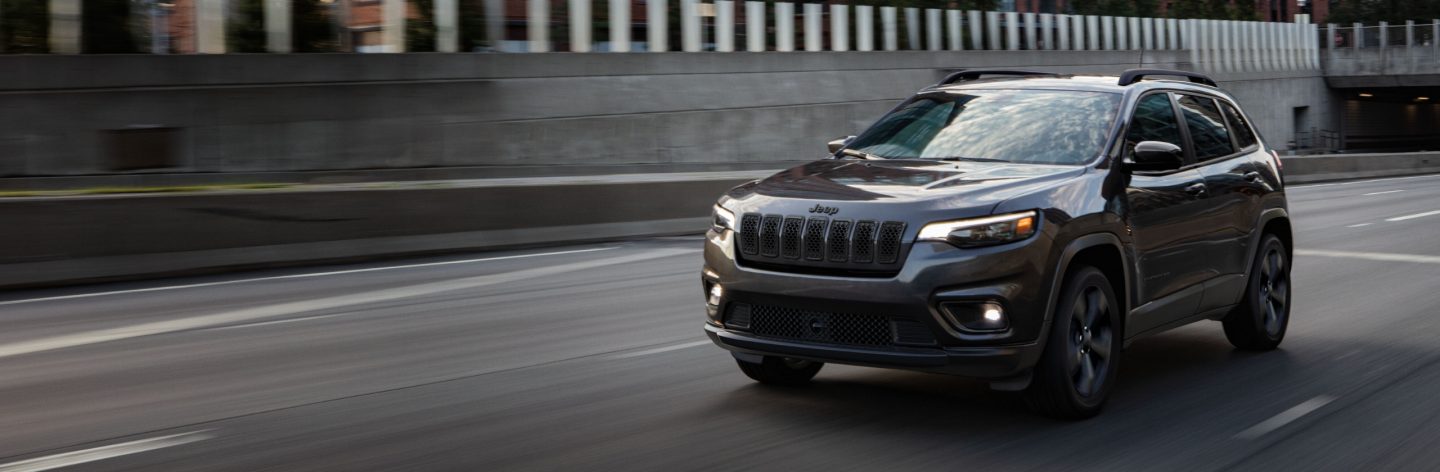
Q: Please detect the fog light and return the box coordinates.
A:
[707,283,724,306]
[940,301,1009,332]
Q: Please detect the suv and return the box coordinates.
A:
[701,69,1292,419]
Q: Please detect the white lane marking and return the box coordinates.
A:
[0,430,214,472]
[1296,249,1440,265]
[200,313,349,331]
[1291,173,1440,189]
[1234,396,1337,440]
[1386,210,1440,222]
[1345,223,1373,228]
[0,248,699,359]
[0,247,617,307]
[608,340,712,360]
[1363,190,1405,196]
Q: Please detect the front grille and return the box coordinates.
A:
[735,213,906,273]
[724,303,938,348]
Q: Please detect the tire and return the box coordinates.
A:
[1024,266,1122,420]
[1223,234,1290,351]
[736,356,823,386]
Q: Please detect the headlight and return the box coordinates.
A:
[711,204,737,232]
[918,210,1038,248]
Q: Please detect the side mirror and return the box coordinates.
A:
[828,135,856,154]
[1126,141,1184,171]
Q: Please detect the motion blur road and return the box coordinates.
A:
[4,174,1440,471]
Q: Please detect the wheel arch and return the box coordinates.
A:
[1045,233,1132,335]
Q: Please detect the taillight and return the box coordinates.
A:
[1270,150,1283,172]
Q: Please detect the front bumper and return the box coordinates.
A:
[706,324,1040,378]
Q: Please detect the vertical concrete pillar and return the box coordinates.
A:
[1004,11,1018,50]
[1127,17,1140,49]
[745,1,765,52]
[802,2,821,51]
[881,6,897,51]
[926,8,941,51]
[610,0,631,52]
[947,10,962,50]
[1084,15,1097,50]
[681,0,700,52]
[775,2,794,51]
[1154,17,1166,50]
[831,4,849,51]
[1167,18,1178,49]
[648,0,668,51]
[485,0,504,51]
[527,0,549,52]
[1024,12,1036,50]
[1040,13,1054,50]
[48,0,81,53]
[1405,19,1415,48]
[1056,14,1069,50]
[436,0,459,52]
[264,0,292,53]
[968,10,982,50]
[857,5,874,51]
[1115,15,1128,50]
[985,11,1000,50]
[1141,17,1153,50]
[1072,15,1085,50]
[904,7,919,50]
[1100,16,1113,50]
[567,0,590,52]
[716,0,734,52]
[196,0,226,53]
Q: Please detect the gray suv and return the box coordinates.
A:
[701,69,1292,419]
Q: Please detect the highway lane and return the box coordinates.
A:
[3,174,1440,470]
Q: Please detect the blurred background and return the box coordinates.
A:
[3,0,1440,470]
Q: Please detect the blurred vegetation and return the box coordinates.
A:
[1,0,49,53]
[294,0,341,52]
[1328,0,1440,25]
[407,0,437,51]
[229,0,268,52]
[82,0,139,52]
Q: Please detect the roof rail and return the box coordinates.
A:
[1117,69,1217,87]
[936,69,1064,86]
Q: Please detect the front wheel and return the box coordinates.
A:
[736,356,823,386]
[1024,266,1122,420]
[1223,234,1290,350]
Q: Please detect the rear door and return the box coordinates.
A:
[1186,95,1271,311]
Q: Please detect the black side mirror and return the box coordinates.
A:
[828,135,856,154]
[1126,141,1184,171]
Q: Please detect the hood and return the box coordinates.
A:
[726,159,1086,210]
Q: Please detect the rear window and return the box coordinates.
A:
[1220,101,1259,149]
[846,89,1122,165]
[1177,95,1235,162]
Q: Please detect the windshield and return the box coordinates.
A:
[845,89,1122,165]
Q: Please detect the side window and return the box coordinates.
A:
[1125,93,1185,157]
[1177,95,1235,162]
[1220,102,1259,149]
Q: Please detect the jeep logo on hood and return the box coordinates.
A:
[808,204,840,215]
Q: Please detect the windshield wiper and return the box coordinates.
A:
[932,156,1009,163]
[838,148,884,160]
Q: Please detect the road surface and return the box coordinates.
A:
[3,174,1440,471]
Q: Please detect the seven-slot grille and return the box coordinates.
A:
[737,213,906,266]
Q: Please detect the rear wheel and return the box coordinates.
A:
[1024,266,1122,420]
[736,356,823,386]
[1223,234,1290,350]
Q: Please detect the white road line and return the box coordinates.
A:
[1362,190,1405,196]
[0,248,699,359]
[200,313,349,331]
[0,247,617,307]
[1296,249,1440,265]
[1291,173,1440,189]
[1386,210,1440,222]
[0,430,213,472]
[1234,395,1337,440]
[1345,223,1373,228]
[608,340,712,360]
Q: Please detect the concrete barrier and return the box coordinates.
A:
[3,151,1435,289]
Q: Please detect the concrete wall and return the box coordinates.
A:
[3,50,1327,182]
[1325,47,1440,88]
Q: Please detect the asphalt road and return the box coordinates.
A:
[3,173,1440,471]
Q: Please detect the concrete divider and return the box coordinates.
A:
[3,152,1437,289]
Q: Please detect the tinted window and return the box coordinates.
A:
[1220,101,1258,148]
[1125,93,1185,156]
[1177,95,1235,162]
[847,89,1122,165]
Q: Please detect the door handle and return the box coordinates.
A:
[1185,183,1209,198]
[1243,171,1262,182]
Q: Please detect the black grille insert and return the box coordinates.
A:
[851,221,876,263]
[780,217,804,259]
[877,222,906,264]
[738,214,760,255]
[758,215,782,257]
[736,303,893,347]
[826,220,851,262]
